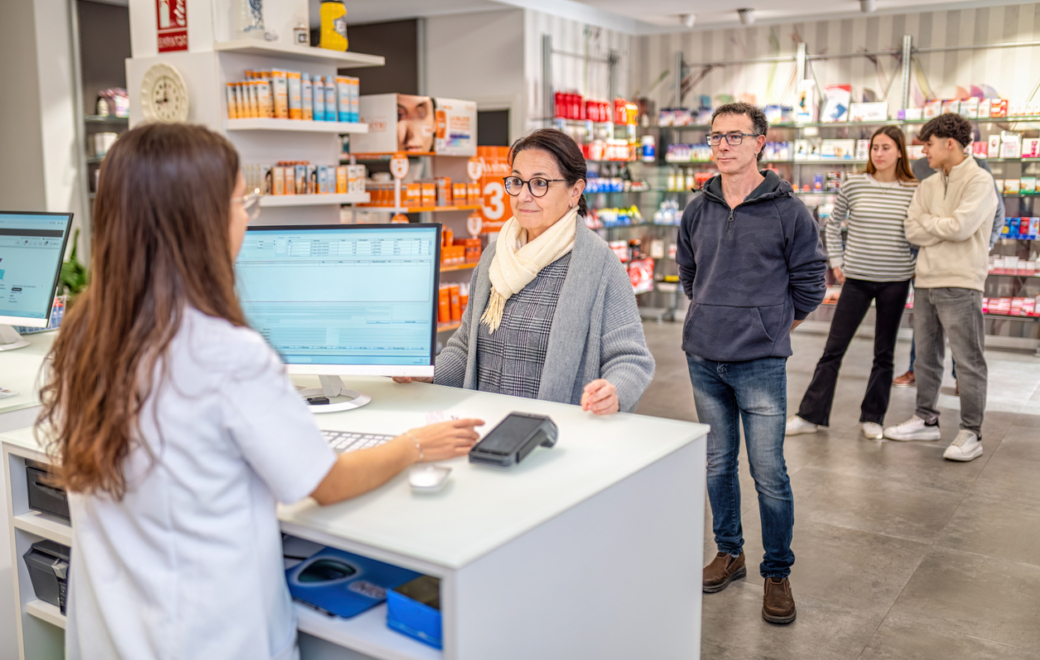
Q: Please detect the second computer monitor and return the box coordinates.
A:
[235,223,441,378]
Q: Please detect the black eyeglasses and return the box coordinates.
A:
[503,176,566,197]
[708,133,760,146]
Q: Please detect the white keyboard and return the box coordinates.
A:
[321,430,395,454]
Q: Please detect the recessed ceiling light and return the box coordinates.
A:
[681,13,697,28]
[738,8,755,25]
[860,0,877,12]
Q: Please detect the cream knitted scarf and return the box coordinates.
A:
[480,206,579,334]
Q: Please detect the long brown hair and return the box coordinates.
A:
[38,123,246,499]
[865,125,916,183]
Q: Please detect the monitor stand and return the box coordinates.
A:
[298,375,371,414]
[0,325,30,352]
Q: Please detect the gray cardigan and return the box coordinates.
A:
[434,217,655,412]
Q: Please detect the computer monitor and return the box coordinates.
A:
[0,212,74,352]
[235,223,442,412]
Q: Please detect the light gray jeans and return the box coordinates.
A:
[913,287,987,436]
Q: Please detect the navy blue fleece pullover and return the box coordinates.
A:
[676,170,827,362]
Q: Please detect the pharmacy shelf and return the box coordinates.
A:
[983,313,1040,321]
[84,114,127,124]
[904,115,1040,124]
[988,272,1040,278]
[795,159,870,165]
[13,511,73,547]
[260,193,370,207]
[360,205,482,214]
[26,600,66,630]
[437,321,462,333]
[226,118,368,134]
[441,263,478,273]
[213,41,385,68]
[295,602,440,660]
[350,152,476,160]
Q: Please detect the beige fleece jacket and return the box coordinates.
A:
[905,155,998,291]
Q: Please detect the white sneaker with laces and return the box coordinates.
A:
[862,422,884,440]
[943,430,983,462]
[785,416,818,436]
[883,415,941,442]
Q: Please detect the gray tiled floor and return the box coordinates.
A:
[636,321,1040,660]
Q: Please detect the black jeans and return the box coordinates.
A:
[798,277,911,426]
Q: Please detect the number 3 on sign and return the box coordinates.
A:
[483,181,505,221]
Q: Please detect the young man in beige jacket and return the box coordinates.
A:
[883,114,998,461]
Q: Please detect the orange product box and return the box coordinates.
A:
[449,284,462,321]
[272,167,284,195]
[467,182,481,204]
[442,228,453,247]
[421,182,436,207]
[436,177,453,206]
[460,291,469,312]
[336,166,348,194]
[283,167,295,195]
[453,183,468,206]
[437,286,450,323]
[405,183,421,207]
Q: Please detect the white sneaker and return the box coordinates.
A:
[943,430,983,462]
[862,422,884,440]
[883,415,941,442]
[786,416,818,436]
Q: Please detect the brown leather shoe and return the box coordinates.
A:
[892,370,915,388]
[762,577,797,624]
[703,552,746,593]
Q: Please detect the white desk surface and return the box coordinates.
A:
[0,332,55,416]
[1,376,707,571]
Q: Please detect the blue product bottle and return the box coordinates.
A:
[313,76,326,121]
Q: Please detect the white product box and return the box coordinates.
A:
[433,98,477,156]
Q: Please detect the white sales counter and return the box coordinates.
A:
[2,373,707,660]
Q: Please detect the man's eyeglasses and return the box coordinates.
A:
[232,188,262,222]
[708,133,761,146]
[503,176,566,198]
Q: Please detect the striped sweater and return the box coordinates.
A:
[826,173,918,282]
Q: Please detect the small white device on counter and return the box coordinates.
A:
[409,465,451,493]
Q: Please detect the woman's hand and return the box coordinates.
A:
[832,266,845,284]
[402,418,485,462]
[581,379,620,415]
[392,376,434,384]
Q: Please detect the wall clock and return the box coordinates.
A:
[140,62,189,123]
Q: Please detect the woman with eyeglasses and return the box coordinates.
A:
[40,123,483,659]
[396,129,654,414]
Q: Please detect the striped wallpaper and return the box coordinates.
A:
[632,3,1040,117]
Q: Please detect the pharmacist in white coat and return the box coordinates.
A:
[38,123,483,660]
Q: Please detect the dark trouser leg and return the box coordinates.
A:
[797,278,874,427]
[728,357,794,579]
[686,353,744,556]
[913,288,945,422]
[860,279,912,424]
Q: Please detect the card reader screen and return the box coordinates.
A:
[477,415,544,455]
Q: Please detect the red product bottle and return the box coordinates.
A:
[554,92,564,118]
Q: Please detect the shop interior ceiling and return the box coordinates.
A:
[341,0,1027,32]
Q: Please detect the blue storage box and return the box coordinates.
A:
[286,547,419,619]
[386,576,442,650]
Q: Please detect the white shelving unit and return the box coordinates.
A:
[260,193,370,208]
[295,603,441,660]
[226,118,369,134]
[4,442,69,660]
[212,41,385,67]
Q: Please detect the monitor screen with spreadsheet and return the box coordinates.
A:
[235,224,442,377]
[0,211,74,329]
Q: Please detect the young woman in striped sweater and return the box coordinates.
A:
[787,125,918,440]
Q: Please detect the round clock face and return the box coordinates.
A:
[141,64,189,123]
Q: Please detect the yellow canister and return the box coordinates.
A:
[319,1,348,52]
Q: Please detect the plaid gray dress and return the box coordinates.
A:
[475,253,571,399]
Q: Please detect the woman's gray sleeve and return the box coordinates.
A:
[599,263,656,413]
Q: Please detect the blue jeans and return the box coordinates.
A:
[687,354,795,579]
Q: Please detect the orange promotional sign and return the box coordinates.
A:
[475,146,512,235]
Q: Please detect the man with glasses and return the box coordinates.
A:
[676,102,826,624]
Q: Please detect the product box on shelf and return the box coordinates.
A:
[1022,177,1037,194]
[978,100,992,118]
[352,94,476,155]
[973,142,989,158]
[924,100,942,118]
[849,102,888,123]
[941,99,960,115]
[988,135,1001,159]
[1006,179,1021,195]
[961,97,980,118]
[1001,133,1023,159]
[991,99,1009,117]
[1025,139,1040,159]
[821,84,852,123]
